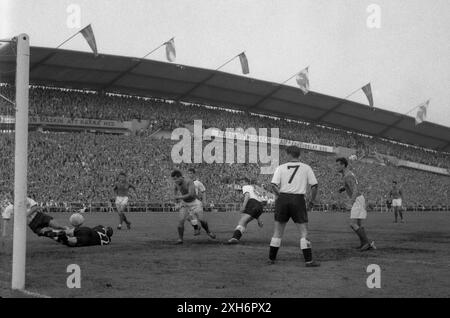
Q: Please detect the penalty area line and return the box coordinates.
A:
[17,288,52,298]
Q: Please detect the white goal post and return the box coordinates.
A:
[10,34,30,290]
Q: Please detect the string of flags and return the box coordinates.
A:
[361,83,374,108]
[79,24,98,57]
[54,26,433,127]
[164,38,176,62]
[238,52,249,75]
[296,66,309,94]
[415,100,429,125]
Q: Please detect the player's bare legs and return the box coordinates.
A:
[398,207,404,223]
[393,206,398,223]
[295,222,320,267]
[176,218,185,244]
[350,219,375,251]
[228,214,261,244]
[177,209,198,243]
[198,217,216,239]
[48,219,68,231]
[116,204,131,230]
[189,215,201,236]
[1,219,9,237]
[268,221,286,263]
[269,221,319,266]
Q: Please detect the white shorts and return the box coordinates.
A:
[350,195,367,220]
[2,205,14,220]
[392,199,402,207]
[115,196,129,209]
[179,199,204,222]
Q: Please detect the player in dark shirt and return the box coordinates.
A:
[55,225,113,247]
[113,172,137,230]
[171,169,204,244]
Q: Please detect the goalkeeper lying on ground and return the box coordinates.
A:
[52,225,114,247]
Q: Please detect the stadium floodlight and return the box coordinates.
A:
[4,34,30,290]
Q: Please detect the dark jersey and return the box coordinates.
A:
[73,225,111,247]
[114,182,135,197]
[342,171,361,199]
[175,179,196,203]
[389,188,402,199]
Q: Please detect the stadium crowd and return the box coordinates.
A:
[1,85,449,169]
[0,131,449,209]
[0,85,449,209]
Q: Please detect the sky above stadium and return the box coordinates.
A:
[1,0,449,127]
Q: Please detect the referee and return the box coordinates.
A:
[269,146,320,267]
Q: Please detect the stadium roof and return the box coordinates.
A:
[1,46,450,152]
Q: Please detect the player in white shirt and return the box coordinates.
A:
[2,192,67,237]
[227,177,265,244]
[187,168,216,239]
[269,146,320,267]
[1,197,12,237]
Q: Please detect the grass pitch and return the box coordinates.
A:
[1,211,450,298]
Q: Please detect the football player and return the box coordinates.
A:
[228,177,265,244]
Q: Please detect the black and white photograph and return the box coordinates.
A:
[1,0,449,302]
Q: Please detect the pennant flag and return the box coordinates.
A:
[415,100,429,125]
[296,67,310,94]
[361,83,374,107]
[79,24,98,56]
[164,38,176,62]
[238,52,249,74]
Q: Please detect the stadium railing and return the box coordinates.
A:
[38,202,449,213]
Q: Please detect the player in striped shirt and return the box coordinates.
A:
[187,168,216,239]
[336,157,376,251]
[227,177,265,244]
[269,146,320,267]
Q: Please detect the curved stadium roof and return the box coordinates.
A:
[1,46,449,152]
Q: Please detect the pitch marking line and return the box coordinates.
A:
[18,289,52,298]
[0,270,52,298]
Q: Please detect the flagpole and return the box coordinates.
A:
[56,27,85,49]
[0,93,15,106]
[282,67,308,85]
[404,101,428,116]
[142,37,174,59]
[216,52,242,71]
[247,67,308,111]
[344,85,367,100]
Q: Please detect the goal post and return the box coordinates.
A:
[11,33,30,290]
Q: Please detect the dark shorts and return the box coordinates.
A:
[28,211,53,234]
[242,199,264,219]
[275,193,307,224]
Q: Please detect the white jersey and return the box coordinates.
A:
[271,161,318,194]
[242,185,265,202]
[1,197,38,222]
[193,179,206,198]
[2,201,13,219]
